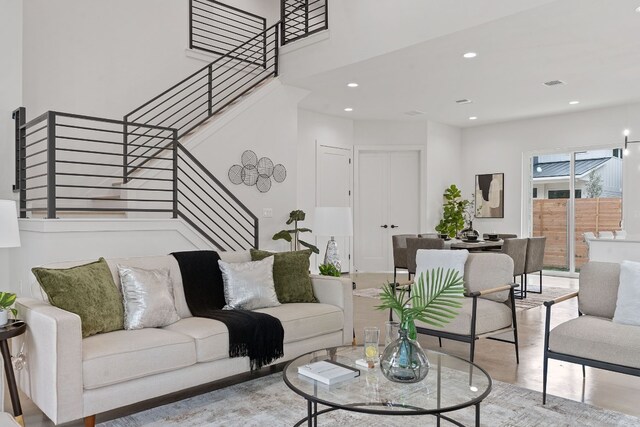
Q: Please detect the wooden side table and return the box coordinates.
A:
[0,320,27,427]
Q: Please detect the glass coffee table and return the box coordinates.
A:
[283,345,491,427]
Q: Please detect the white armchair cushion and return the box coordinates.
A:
[613,260,640,326]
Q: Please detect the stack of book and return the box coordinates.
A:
[298,360,360,385]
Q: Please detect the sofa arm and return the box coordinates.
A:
[16,298,84,425]
[311,275,353,345]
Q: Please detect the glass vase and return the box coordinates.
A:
[380,329,430,383]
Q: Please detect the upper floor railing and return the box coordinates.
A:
[281,0,328,45]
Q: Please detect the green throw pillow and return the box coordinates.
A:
[32,258,124,338]
[250,249,317,303]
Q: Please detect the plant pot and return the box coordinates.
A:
[380,329,430,383]
[0,310,8,327]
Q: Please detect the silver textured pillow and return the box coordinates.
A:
[117,265,180,330]
[218,257,280,310]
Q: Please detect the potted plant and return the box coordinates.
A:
[272,210,319,253]
[318,263,341,277]
[0,292,18,327]
[435,184,472,238]
[375,268,464,382]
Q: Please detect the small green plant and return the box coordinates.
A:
[435,184,471,238]
[0,292,18,317]
[272,210,320,253]
[319,263,341,277]
[375,268,464,340]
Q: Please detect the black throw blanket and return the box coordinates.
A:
[171,250,284,370]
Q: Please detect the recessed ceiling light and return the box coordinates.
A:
[636,6,640,12]
[344,107,353,112]
[469,116,478,120]
[463,52,477,59]
[456,99,473,104]
[543,80,566,87]
[569,100,580,105]
[347,83,359,88]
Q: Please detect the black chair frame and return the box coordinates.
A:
[542,295,640,404]
[416,284,520,364]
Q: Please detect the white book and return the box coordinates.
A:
[298,360,360,385]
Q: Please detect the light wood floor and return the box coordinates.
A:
[12,273,640,425]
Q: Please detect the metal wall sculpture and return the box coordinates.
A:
[228,150,287,193]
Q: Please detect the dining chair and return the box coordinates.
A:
[413,250,519,363]
[524,236,547,294]
[501,238,528,298]
[406,237,445,279]
[392,234,416,284]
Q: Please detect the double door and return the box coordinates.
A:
[355,150,420,272]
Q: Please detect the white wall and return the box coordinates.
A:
[461,102,640,236]
[21,0,278,120]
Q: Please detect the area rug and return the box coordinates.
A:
[100,373,639,426]
[353,285,573,312]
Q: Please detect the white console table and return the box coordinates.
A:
[588,237,640,263]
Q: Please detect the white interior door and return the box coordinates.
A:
[316,144,352,272]
[355,149,421,272]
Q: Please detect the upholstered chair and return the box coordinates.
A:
[414,251,519,363]
[501,238,528,298]
[524,236,547,294]
[392,234,415,284]
[406,237,445,279]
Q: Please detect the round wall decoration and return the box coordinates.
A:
[228,150,286,192]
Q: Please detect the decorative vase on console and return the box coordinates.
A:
[375,268,464,383]
[460,220,479,240]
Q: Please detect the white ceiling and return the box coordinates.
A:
[290,0,640,127]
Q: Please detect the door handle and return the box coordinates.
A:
[390,225,399,229]
[380,225,388,228]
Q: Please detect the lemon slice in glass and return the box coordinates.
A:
[365,345,378,359]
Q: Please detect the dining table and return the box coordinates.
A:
[446,239,503,251]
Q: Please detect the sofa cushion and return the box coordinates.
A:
[415,297,512,336]
[465,253,514,303]
[32,258,124,338]
[250,249,316,303]
[82,328,196,389]
[549,315,640,369]
[254,303,343,343]
[164,317,229,363]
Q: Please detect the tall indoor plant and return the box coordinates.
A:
[272,210,319,253]
[435,184,471,238]
[375,268,464,382]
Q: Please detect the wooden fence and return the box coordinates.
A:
[532,198,622,270]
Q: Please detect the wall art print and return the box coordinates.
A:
[228,150,286,193]
[475,173,504,218]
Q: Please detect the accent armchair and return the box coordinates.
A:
[413,251,519,363]
[543,261,640,404]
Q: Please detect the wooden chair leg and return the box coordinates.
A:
[85,415,96,427]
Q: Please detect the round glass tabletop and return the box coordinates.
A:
[283,345,492,416]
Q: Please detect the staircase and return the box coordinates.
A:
[13,0,328,251]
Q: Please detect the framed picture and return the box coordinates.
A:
[475,173,504,218]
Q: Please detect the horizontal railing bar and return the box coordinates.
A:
[177,168,253,232]
[24,124,47,138]
[176,142,257,221]
[57,196,172,203]
[177,188,248,248]
[57,184,173,192]
[56,123,174,140]
[194,0,266,24]
[177,211,225,251]
[193,32,274,61]
[56,159,172,172]
[126,22,278,118]
[27,173,47,180]
[191,10,263,35]
[57,147,172,161]
[56,134,174,150]
[20,112,48,130]
[178,200,233,249]
[25,197,47,202]
[25,136,48,148]
[25,148,48,159]
[192,30,264,55]
[192,16,262,40]
[53,111,176,132]
[56,172,174,182]
[31,207,174,213]
[208,67,274,113]
[24,160,47,170]
[24,185,48,191]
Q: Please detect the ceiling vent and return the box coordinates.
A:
[455,99,472,104]
[404,110,425,116]
[543,80,566,87]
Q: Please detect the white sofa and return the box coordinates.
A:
[15,251,354,426]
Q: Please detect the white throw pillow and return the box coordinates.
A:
[613,260,640,326]
[218,256,280,310]
[118,265,181,330]
[415,249,469,285]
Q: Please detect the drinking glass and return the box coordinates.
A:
[385,321,400,347]
[363,327,380,366]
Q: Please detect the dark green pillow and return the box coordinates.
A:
[250,249,317,303]
[32,258,124,338]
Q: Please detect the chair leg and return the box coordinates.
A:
[393,267,397,286]
[469,297,478,363]
[438,337,442,348]
[510,288,520,364]
[582,364,586,378]
[543,353,549,405]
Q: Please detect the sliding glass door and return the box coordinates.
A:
[529,148,623,274]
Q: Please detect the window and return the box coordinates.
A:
[532,188,538,198]
[548,190,582,199]
[613,148,623,159]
